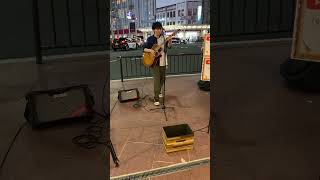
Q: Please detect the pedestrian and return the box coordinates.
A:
[143,22,173,106]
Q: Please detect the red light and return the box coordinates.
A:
[121,41,125,43]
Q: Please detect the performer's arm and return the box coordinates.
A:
[165,35,172,49]
[144,48,154,53]
[143,37,156,55]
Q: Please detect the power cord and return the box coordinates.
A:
[73,61,110,149]
[192,125,210,133]
[72,111,108,149]
[192,113,215,134]
[0,122,27,174]
[131,76,155,112]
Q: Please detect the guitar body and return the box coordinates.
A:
[142,29,180,68]
[143,44,162,67]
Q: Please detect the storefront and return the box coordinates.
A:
[138,24,210,42]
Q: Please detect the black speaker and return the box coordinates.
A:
[118,88,140,103]
[24,85,94,128]
[280,58,320,90]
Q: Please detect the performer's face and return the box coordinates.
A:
[153,28,162,37]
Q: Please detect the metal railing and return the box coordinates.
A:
[118,53,203,82]
[32,0,107,64]
[213,0,296,42]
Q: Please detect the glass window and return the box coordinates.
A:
[193,8,197,15]
[173,11,175,17]
[170,12,172,17]
[167,12,169,17]
[188,9,192,16]
[178,10,180,17]
[173,21,175,25]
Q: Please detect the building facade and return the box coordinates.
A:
[152,0,207,42]
[135,0,156,28]
[155,0,203,26]
[110,0,156,38]
[202,0,210,24]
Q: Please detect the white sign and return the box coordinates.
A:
[201,33,210,81]
[291,0,320,62]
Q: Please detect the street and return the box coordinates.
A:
[110,43,203,80]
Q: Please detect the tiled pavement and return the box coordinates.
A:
[109,75,210,179]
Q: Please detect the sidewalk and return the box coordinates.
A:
[109,75,210,179]
[0,56,109,180]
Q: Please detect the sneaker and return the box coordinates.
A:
[154,101,160,106]
[159,93,163,98]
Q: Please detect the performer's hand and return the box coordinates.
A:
[168,39,172,47]
[151,49,156,57]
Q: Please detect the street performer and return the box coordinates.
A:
[143,22,172,106]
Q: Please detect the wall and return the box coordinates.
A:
[0,0,108,60]
[0,0,35,59]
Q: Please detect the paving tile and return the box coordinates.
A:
[110,142,156,177]
[153,144,190,164]
[188,133,210,161]
[150,162,210,180]
[127,126,163,144]
[110,75,210,178]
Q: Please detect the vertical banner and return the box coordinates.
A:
[291,0,320,62]
[201,33,210,81]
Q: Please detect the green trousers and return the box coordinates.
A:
[151,66,166,101]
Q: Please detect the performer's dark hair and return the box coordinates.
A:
[152,22,163,30]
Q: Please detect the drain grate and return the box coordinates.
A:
[110,157,210,180]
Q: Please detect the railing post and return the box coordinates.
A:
[119,56,124,82]
[32,0,42,64]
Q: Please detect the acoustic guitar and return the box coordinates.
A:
[143,29,180,67]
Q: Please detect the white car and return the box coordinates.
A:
[171,37,181,44]
[126,38,138,50]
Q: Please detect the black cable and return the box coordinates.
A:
[192,113,215,133]
[102,65,109,117]
[73,62,109,149]
[0,122,27,174]
[192,125,209,133]
[72,111,108,149]
[131,76,157,113]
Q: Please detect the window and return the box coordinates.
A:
[173,21,175,25]
[163,13,165,17]
[181,9,184,16]
[193,8,197,15]
[178,10,180,16]
[170,12,172,17]
[173,11,175,17]
[167,22,169,25]
[188,9,192,16]
[188,20,191,24]
[167,12,169,17]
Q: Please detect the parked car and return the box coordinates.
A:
[135,37,144,47]
[126,38,139,49]
[181,39,187,44]
[171,37,182,44]
[112,37,138,51]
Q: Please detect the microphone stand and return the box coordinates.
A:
[150,35,174,121]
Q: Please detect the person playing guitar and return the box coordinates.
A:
[143,22,173,106]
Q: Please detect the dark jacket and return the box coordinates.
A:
[143,35,169,53]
